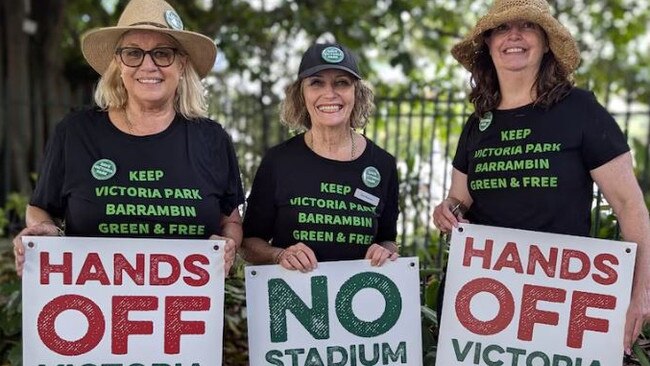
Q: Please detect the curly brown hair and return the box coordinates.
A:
[280,78,375,130]
[468,36,573,118]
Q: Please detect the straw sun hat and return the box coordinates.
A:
[451,0,580,74]
[81,0,217,78]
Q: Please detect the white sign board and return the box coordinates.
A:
[246,258,423,366]
[436,224,636,366]
[22,236,225,366]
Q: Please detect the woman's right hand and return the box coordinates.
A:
[276,243,318,272]
[13,222,61,276]
[432,197,469,234]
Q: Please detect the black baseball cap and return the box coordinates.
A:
[298,43,361,79]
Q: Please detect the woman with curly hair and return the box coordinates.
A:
[432,0,650,354]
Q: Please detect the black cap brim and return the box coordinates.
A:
[298,64,361,80]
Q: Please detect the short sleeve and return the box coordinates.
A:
[452,116,476,174]
[580,93,630,170]
[243,154,276,241]
[375,160,399,242]
[218,133,245,215]
[30,120,67,219]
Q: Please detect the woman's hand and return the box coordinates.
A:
[13,221,61,276]
[276,243,318,272]
[433,197,469,233]
[365,243,399,266]
[625,288,650,354]
[209,234,237,277]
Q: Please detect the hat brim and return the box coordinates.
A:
[299,64,361,80]
[81,25,217,78]
[451,6,580,74]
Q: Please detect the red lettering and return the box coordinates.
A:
[40,252,72,285]
[463,237,493,269]
[493,242,523,273]
[114,253,145,285]
[518,284,565,341]
[111,296,157,354]
[37,294,104,355]
[150,254,181,286]
[560,249,590,281]
[592,253,618,285]
[526,245,557,277]
[76,253,110,285]
[455,278,514,335]
[567,291,616,348]
[164,296,210,354]
[183,254,210,286]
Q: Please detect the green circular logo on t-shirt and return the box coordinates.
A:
[91,159,116,180]
[321,47,345,63]
[479,111,493,131]
[362,166,381,188]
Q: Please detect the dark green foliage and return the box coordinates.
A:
[0,239,22,366]
[223,261,249,366]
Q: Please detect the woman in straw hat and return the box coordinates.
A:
[432,0,650,353]
[240,42,400,272]
[13,0,244,275]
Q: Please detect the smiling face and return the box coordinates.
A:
[116,30,186,110]
[485,20,549,78]
[302,69,356,129]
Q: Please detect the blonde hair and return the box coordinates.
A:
[93,32,208,119]
[280,78,375,130]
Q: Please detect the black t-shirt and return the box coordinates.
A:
[453,88,629,236]
[31,108,245,239]
[243,134,399,262]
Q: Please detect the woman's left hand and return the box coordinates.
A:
[365,243,399,267]
[624,286,650,354]
[209,234,237,277]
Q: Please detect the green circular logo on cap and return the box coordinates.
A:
[479,111,493,131]
[362,166,381,188]
[165,10,184,30]
[321,46,345,63]
[91,159,116,180]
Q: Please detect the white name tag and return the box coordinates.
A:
[354,188,380,206]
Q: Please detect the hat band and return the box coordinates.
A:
[129,21,169,29]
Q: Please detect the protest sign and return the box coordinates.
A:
[246,258,422,366]
[436,224,637,366]
[22,236,225,366]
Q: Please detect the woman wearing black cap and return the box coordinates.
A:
[241,42,400,272]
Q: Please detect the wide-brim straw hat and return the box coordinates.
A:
[81,0,217,78]
[451,0,580,75]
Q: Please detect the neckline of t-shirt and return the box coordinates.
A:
[104,110,181,139]
[493,103,535,115]
[300,132,370,163]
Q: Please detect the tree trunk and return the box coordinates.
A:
[34,0,68,161]
[4,0,32,194]
[0,2,7,202]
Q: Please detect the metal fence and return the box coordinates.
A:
[2,91,649,269]
[211,91,650,269]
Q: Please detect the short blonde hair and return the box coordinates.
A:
[280,78,375,130]
[93,32,208,119]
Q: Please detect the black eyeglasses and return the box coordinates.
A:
[115,47,178,68]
